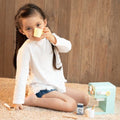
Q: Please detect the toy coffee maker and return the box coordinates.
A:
[88,82,116,115]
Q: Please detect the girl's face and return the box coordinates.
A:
[20,13,47,41]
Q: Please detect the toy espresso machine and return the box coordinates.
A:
[88,82,116,115]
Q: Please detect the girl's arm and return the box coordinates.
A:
[42,27,72,53]
[52,33,72,53]
[13,42,30,108]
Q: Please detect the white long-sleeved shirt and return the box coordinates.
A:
[13,33,72,104]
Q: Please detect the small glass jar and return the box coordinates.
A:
[76,103,84,115]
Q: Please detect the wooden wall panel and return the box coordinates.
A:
[15,0,30,13]
[80,0,98,83]
[108,0,120,86]
[0,0,120,86]
[67,0,120,86]
[68,0,82,83]
[30,0,45,10]
[93,0,112,82]
[3,0,15,77]
[0,0,6,76]
[44,0,59,33]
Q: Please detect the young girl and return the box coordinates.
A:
[13,3,89,111]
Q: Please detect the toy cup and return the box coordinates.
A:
[85,107,95,118]
[34,28,43,38]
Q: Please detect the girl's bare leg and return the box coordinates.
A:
[24,91,77,112]
[64,87,89,106]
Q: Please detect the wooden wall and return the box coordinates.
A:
[0,0,120,86]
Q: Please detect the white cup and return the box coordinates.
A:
[85,108,95,118]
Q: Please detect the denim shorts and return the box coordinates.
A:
[35,89,56,98]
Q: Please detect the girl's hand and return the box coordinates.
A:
[41,27,57,44]
[13,104,23,110]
